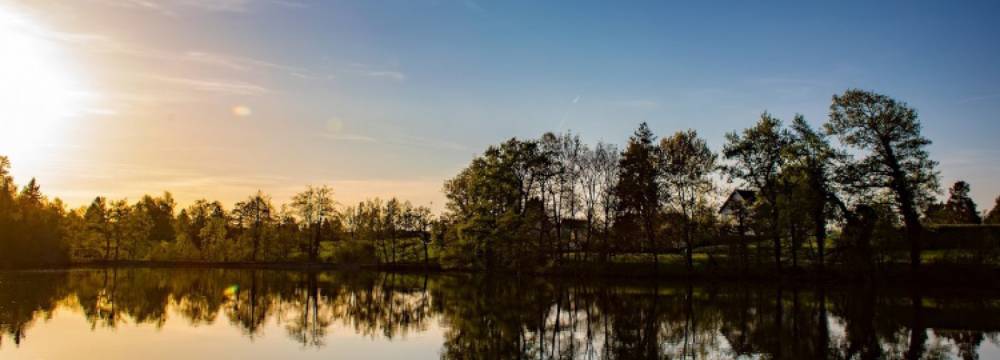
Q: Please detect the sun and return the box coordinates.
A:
[0,4,90,165]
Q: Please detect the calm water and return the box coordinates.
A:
[1,269,998,359]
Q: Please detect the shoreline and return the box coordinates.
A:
[6,260,998,289]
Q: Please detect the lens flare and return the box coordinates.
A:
[232,105,252,117]
[224,284,239,298]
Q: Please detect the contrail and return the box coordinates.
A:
[558,95,581,129]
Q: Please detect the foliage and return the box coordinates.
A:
[2,89,997,276]
[827,89,940,269]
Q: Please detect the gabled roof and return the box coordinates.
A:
[719,189,757,215]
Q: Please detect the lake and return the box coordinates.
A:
[1,268,998,359]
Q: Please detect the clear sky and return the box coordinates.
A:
[1,0,998,211]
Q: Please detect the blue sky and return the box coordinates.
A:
[3,0,999,210]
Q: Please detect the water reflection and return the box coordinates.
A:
[1,269,998,359]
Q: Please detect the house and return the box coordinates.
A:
[719,190,757,228]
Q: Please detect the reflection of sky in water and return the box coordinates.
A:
[2,306,445,360]
[1,269,998,359]
[7,302,996,360]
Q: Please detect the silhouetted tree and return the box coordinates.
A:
[594,142,620,263]
[291,186,335,262]
[985,196,1000,225]
[85,197,112,260]
[615,123,662,267]
[927,181,981,224]
[724,113,792,272]
[234,191,274,262]
[787,116,843,270]
[659,129,716,271]
[826,89,940,271]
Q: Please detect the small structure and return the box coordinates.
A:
[719,190,757,218]
[719,190,757,235]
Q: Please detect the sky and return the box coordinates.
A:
[1,0,998,212]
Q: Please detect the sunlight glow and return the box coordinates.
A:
[232,105,253,117]
[0,5,90,163]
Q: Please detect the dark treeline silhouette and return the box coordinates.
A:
[2,269,999,358]
[3,89,1000,277]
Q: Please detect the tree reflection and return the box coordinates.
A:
[2,269,999,358]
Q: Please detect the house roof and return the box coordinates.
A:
[719,189,757,214]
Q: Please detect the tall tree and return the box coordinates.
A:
[594,142,620,263]
[826,89,940,271]
[615,123,662,267]
[659,129,716,271]
[84,197,112,260]
[291,186,336,262]
[234,191,274,262]
[181,199,226,259]
[384,198,401,263]
[723,113,791,272]
[579,143,602,260]
[138,193,176,243]
[787,116,842,270]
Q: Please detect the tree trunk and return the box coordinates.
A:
[685,219,694,272]
[814,208,827,271]
[423,242,429,266]
[884,143,924,273]
[251,225,260,262]
[770,192,782,273]
[791,223,800,270]
[311,222,321,262]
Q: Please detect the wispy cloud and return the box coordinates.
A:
[89,0,307,15]
[384,134,466,151]
[143,74,270,95]
[46,31,314,79]
[319,118,463,150]
[320,133,378,142]
[340,63,407,82]
[365,70,407,81]
[320,118,377,142]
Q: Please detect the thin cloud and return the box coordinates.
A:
[320,118,377,142]
[320,118,461,150]
[185,51,319,79]
[46,31,313,79]
[320,133,378,142]
[340,63,407,81]
[90,0,306,15]
[144,74,270,96]
[385,134,466,151]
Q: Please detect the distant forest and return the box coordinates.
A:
[3,89,1000,275]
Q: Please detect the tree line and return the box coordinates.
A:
[438,89,1000,274]
[2,89,1000,273]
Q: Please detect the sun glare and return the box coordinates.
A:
[0,5,90,164]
